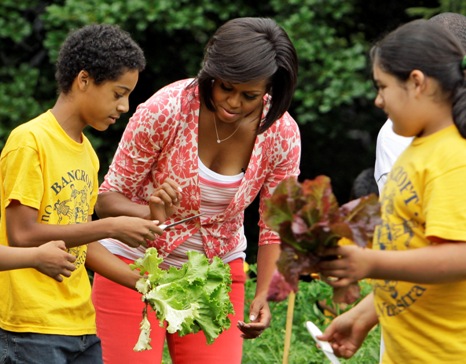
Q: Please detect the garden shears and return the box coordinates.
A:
[158,213,204,231]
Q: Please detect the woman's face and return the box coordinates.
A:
[211,78,268,124]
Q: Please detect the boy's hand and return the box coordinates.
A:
[34,240,76,282]
[111,217,163,248]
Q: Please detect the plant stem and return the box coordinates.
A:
[282,291,296,364]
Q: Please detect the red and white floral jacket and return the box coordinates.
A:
[100,79,301,259]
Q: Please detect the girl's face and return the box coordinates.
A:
[372,62,418,137]
[373,61,452,138]
[211,78,268,124]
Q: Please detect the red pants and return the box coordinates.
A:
[92,256,246,364]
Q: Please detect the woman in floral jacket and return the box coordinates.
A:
[93,17,301,364]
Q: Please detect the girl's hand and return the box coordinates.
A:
[317,308,369,358]
[318,245,372,287]
[317,293,378,359]
[148,178,182,222]
[237,295,272,339]
[35,240,76,282]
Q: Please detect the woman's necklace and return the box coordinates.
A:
[213,113,242,143]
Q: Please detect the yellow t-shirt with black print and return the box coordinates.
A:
[373,125,466,364]
[0,110,99,335]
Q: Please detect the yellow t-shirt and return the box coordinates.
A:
[0,110,99,335]
[374,125,466,364]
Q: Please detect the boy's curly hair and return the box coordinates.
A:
[55,24,146,94]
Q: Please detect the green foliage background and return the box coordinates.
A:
[241,266,380,364]
[1,0,445,191]
[1,0,459,262]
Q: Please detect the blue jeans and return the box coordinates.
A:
[0,328,102,364]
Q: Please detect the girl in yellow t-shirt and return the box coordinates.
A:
[318,19,466,364]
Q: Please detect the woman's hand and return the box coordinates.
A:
[238,244,280,339]
[237,295,272,339]
[148,178,182,222]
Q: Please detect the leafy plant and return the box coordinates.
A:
[130,248,234,351]
[264,175,381,303]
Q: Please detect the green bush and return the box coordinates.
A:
[242,266,380,364]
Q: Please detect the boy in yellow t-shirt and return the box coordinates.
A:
[0,24,163,363]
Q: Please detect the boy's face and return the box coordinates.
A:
[80,69,139,131]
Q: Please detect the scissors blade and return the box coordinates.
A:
[159,213,204,231]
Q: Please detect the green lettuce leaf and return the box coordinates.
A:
[130,248,234,351]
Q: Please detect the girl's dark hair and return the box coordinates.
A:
[56,24,146,94]
[429,12,466,48]
[193,17,298,134]
[370,19,466,137]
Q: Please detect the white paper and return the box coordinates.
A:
[306,321,341,364]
